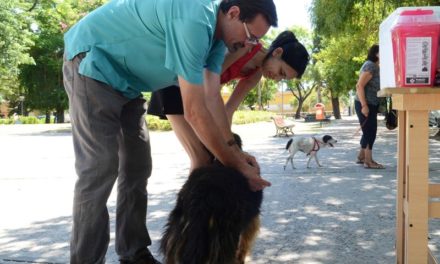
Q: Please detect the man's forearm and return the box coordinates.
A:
[203,70,236,143]
[179,77,241,167]
[185,102,241,167]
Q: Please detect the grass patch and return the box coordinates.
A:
[232,110,273,125]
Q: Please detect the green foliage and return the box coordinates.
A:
[0,115,40,124]
[314,34,364,97]
[310,0,440,103]
[16,0,108,118]
[0,0,35,98]
[242,78,277,109]
[146,115,172,131]
[19,0,67,115]
[310,0,438,39]
[0,118,14,125]
[0,111,272,128]
[284,30,320,118]
[145,111,272,131]
[232,110,272,125]
[20,115,40,124]
[143,92,152,104]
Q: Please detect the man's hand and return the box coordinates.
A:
[237,155,270,192]
[244,165,271,192]
[249,176,271,192]
[241,151,260,174]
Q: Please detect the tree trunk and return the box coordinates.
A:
[317,86,322,103]
[331,97,341,119]
[257,82,263,110]
[295,100,304,119]
[45,110,51,124]
[56,108,64,123]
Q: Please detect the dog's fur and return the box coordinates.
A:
[283,135,337,170]
[161,135,262,264]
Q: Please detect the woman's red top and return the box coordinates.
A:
[220,43,263,84]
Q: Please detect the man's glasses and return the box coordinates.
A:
[243,22,258,45]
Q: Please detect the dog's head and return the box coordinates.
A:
[321,135,337,147]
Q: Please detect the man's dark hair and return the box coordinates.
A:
[367,44,379,63]
[219,0,278,27]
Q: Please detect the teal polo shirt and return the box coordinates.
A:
[64,0,226,99]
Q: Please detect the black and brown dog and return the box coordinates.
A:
[160,134,262,264]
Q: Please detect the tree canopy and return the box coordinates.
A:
[309,0,439,118]
[0,0,34,98]
[0,0,106,119]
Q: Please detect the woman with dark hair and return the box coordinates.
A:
[148,30,310,170]
[355,44,384,169]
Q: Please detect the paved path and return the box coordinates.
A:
[1,116,440,263]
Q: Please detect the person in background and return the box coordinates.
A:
[148,30,309,171]
[355,44,385,169]
[62,0,278,263]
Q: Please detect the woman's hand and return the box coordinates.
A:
[361,105,369,117]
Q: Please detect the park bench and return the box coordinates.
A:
[271,115,295,137]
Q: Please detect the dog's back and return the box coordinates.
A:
[161,166,262,264]
[285,136,315,154]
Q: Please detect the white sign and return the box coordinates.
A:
[405,37,432,85]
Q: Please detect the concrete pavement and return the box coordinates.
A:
[1,116,440,263]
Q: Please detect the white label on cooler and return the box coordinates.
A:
[405,37,431,85]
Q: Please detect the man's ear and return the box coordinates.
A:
[272,47,284,58]
[226,5,241,20]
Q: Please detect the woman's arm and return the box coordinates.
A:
[356,71,373,116]
[225,71,263,124]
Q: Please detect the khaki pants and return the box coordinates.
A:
[63,53,152,264]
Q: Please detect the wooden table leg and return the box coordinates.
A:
[405,110,429,263]
[396,110,406,264]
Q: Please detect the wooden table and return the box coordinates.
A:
[378,88,440,264]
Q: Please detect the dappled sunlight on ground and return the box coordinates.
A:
[1,116,440,263]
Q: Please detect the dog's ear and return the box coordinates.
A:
[322,135,332,143]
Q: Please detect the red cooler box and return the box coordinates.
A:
[391,9,440,87]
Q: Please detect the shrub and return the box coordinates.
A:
[146,115,172,131]
[0,111,271,129]
[0,116,45,125]
[232,110,272,125]
[20,116,40,124]
[145,110,272,131]
[0,118,14,125]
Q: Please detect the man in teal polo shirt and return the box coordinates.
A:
[63,0,277,263]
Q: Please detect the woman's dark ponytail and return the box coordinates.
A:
[265,31,310,79]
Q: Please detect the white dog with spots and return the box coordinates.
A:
[283,135,337,170]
